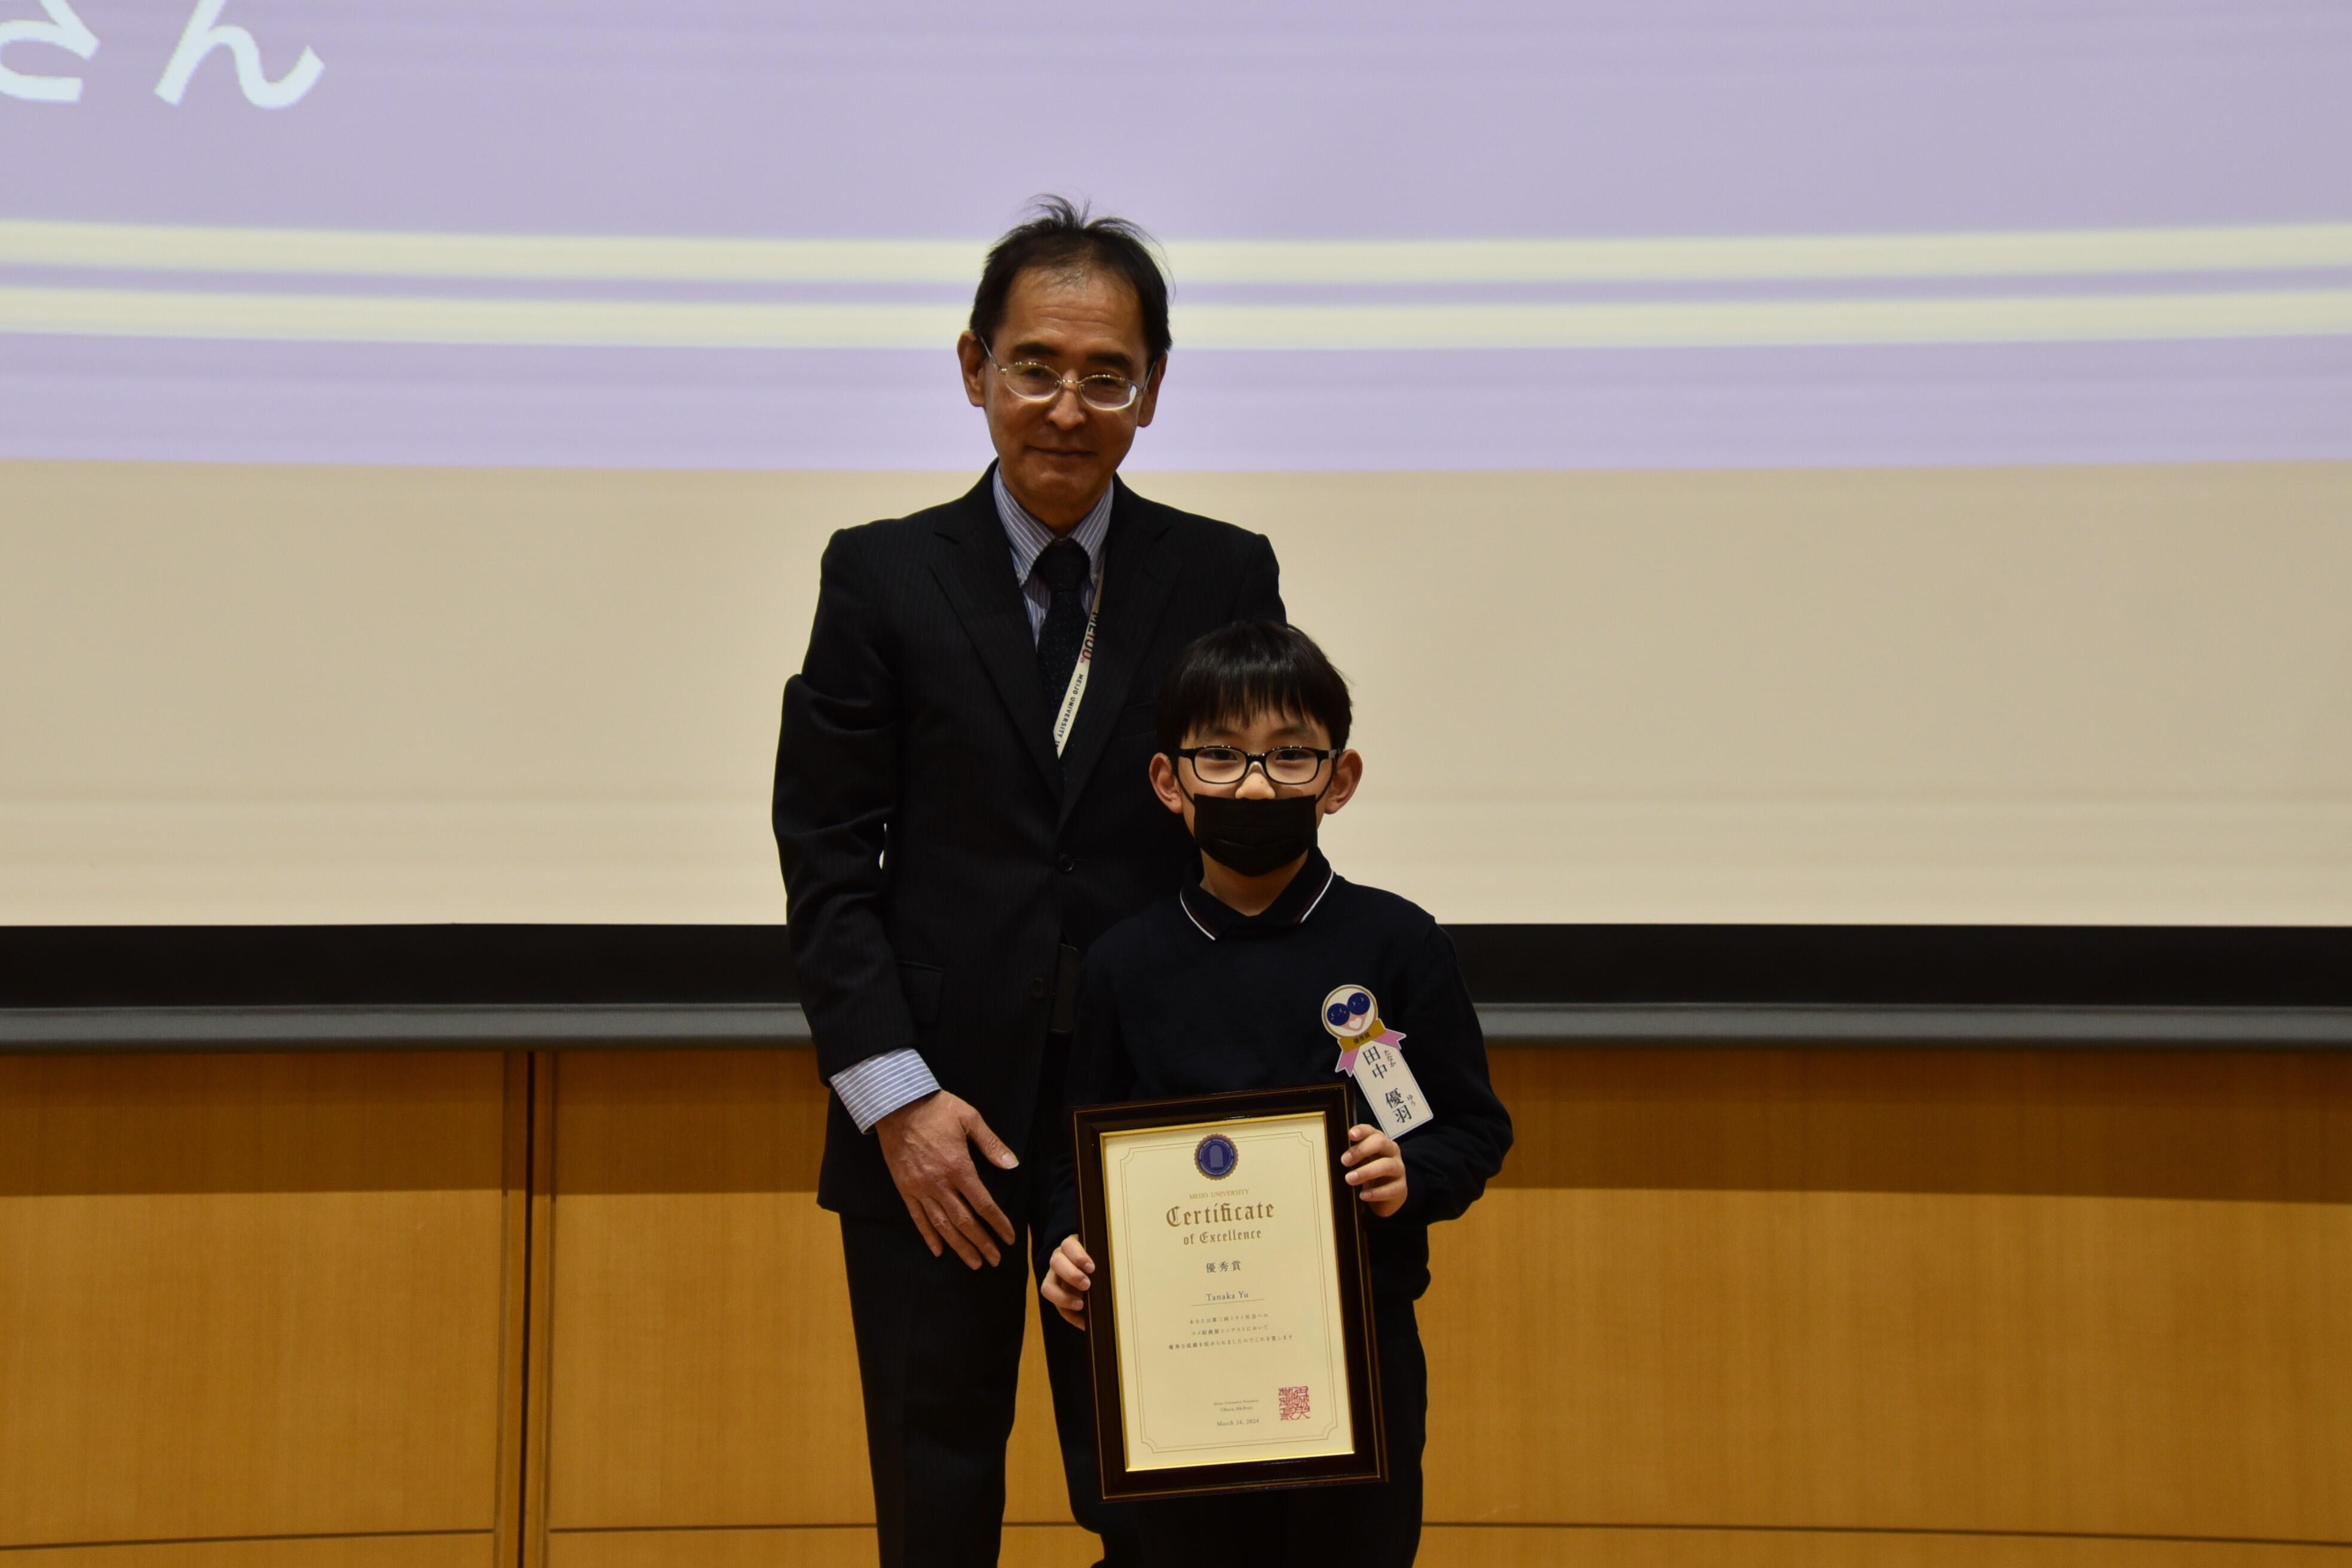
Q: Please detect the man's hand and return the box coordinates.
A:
[1039,1234,1095,1330]
[1341,1123,1408,1217]
[875,1090,1018,1268]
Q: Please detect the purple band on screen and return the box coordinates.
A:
[3,338,2347,471]
[3,1,2347,471]
[7,1,2347,238]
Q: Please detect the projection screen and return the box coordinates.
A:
[4,0,2348,924]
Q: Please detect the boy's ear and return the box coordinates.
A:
[1319,749,1364,817]
[1148,752,1189,816]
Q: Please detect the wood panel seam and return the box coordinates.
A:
[1401,1524,2352,1548]
[517,1051,558,1568]
[526,1521,2352,1549]
[0,1531,492,1554]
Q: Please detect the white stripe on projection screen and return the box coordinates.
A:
[4,218,2351,284]
[6,285,2351,351]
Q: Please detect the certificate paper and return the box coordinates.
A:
[1076,1084,1385,1499]
[1103,1111,1352,1467]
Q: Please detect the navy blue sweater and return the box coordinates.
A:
[1049,848,1512,1301]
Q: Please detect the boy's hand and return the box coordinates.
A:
[1040,1235,1095,1330]
[1342,1124,1408,1217]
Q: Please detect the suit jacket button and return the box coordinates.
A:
[1056,854,1076,874]
[1029,976,1050,1000]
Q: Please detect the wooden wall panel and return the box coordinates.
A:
[540,1525,2352,1568]
[540,1051,1072,1532]
[1411,1528,2350,1567]
[546,1524,1096,1568]
[0,1539,494,1568]
[1420,1051,2352,1542]
[1483,1048,2352,1203]
[537,1045,2352,1557]
[0,1052,517,1549]
[1425,1187,2351,1539]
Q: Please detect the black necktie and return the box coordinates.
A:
[1033,537,1092,703]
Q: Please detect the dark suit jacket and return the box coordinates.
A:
[774,468,1285,1221]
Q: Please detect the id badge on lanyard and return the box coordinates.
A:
[1051,577,1102,757]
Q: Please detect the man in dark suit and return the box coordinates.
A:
[773,198,1284,1568]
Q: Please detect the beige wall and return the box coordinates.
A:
[4,1045,2347,1564]
[5,459,2348,924]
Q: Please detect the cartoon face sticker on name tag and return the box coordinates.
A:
[1321,985,1376,1042]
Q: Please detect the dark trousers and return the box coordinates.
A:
[1131,1298,1429,1568]
[838,1064,1137,1567]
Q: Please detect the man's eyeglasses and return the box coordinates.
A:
[1175,746,1336,787]
[982,342,1146,413]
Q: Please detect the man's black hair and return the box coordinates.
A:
[1156,621,1352,757]
[970,195,1172,366]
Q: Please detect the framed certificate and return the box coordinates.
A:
[1071,1082,1386,1500]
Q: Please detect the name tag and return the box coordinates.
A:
[1346,1039,1433,1138]
[1319,985,1434,1140]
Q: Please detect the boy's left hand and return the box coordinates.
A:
[1341,1124,1407,1217]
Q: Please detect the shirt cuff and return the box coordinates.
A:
[829,1049,941,1134]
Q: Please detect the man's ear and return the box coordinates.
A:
[1149,752,1188,816]
[1134,356,1168,428]
[1319,750,1364,817]
[957,330,988,408]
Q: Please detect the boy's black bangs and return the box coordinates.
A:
[1190,687,1326,743]
[1154,621,1353,756]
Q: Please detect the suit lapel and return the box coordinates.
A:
[1058,478,1181,823]
[929,473,1060,796]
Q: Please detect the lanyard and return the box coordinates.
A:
[1051,569,1102,756]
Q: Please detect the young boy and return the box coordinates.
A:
[1041,620,1512,1568]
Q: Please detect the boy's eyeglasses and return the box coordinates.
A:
[981,341,1145,412]
[1175,746,1336,787]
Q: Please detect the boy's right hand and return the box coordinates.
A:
[1040,1235,1095,1330]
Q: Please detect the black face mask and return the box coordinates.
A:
[1187,789,1320,877]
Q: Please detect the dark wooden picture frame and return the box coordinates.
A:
[1071,1081,1386,1501]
